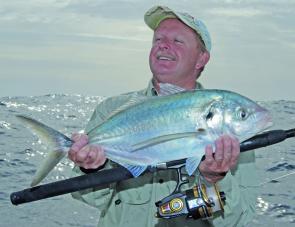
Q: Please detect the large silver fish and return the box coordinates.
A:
[18,86,272,186]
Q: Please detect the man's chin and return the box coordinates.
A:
[153,74,180,86]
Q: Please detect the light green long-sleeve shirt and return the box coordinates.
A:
[71,81,259,227]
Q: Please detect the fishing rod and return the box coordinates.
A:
[10,128,295,207]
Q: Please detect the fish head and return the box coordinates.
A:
[222,91,273,141]
[204,90,273,142]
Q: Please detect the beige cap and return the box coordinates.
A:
[144,5,211,52]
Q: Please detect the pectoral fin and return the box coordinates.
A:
[186,157,201,176]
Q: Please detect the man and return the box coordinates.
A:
[69,5,258,227]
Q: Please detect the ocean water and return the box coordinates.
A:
[0,95,295,227]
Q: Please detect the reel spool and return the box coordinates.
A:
[155,183,225,220]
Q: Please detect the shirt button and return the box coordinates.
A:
[115,199,121,205]
[100,210,106,217]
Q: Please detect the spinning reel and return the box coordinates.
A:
[155,166,226,220]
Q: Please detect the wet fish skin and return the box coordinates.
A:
[87,89,271,169]
[17,88,272,186]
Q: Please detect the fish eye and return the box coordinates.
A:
[206,111,214,121]
[238,108,248,120]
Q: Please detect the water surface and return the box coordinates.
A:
[0,95,294,226]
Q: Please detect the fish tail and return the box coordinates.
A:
[16,115,73,186]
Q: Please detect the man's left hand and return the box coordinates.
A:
[198,135,240,183]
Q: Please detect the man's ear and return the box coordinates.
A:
[195,51,210,70]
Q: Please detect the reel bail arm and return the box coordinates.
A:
[155,166,226,220]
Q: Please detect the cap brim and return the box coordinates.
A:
[144,5,211,52]
[144,6,179,30]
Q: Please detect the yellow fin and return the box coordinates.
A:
[16,115,71,186]
[31,151,66,186]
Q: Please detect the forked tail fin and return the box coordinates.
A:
[16,115,73,186]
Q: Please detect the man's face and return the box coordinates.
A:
[149,18,206,87]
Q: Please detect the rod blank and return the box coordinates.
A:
[10,128,295,205]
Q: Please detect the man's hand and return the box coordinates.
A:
[68,133,106,169]
[198,135,240,183]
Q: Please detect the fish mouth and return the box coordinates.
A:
[257,108,273,132]
[264,120,273,130]
[239,108,273,142]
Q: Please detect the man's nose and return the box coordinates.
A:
[158,38,170,50]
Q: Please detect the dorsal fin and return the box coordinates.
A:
[106,93,151,120]
[88,93,151,135]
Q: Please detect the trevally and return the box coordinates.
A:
[17,85,272,186]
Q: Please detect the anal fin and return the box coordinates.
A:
[119,163,147,177]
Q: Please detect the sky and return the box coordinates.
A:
[0,0,294,101]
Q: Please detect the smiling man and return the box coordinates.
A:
[69,5,258,227]
[149,18,209,90]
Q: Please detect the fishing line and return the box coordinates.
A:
[259,171,295,186]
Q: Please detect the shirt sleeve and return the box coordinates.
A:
[209,150,259,227]
[70,94,134,211]
[71,162,115,211]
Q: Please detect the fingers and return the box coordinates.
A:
[83,146,107,169]
[219,135,232,172]
[204,144,214,166]
[199,145,224,183]
[68,133,106,169]
[70,144,106,169]
[230,137,240,169]
[86,146,98,164]
[68,133,89,160]
[74,145,91,165]
[198,135,240,183]
[214,137,224,167]
[215,135,239,171]
[71,133,89,144]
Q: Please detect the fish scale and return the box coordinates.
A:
[17,87,273,185]
[90,92,205,142]
[92,109,195,146]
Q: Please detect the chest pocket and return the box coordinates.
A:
[116,173,154,204]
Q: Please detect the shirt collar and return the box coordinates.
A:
[144,79,204,97]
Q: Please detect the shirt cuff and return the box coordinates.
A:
[79,160,108,174]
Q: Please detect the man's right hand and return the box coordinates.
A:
[68,133,107,169]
